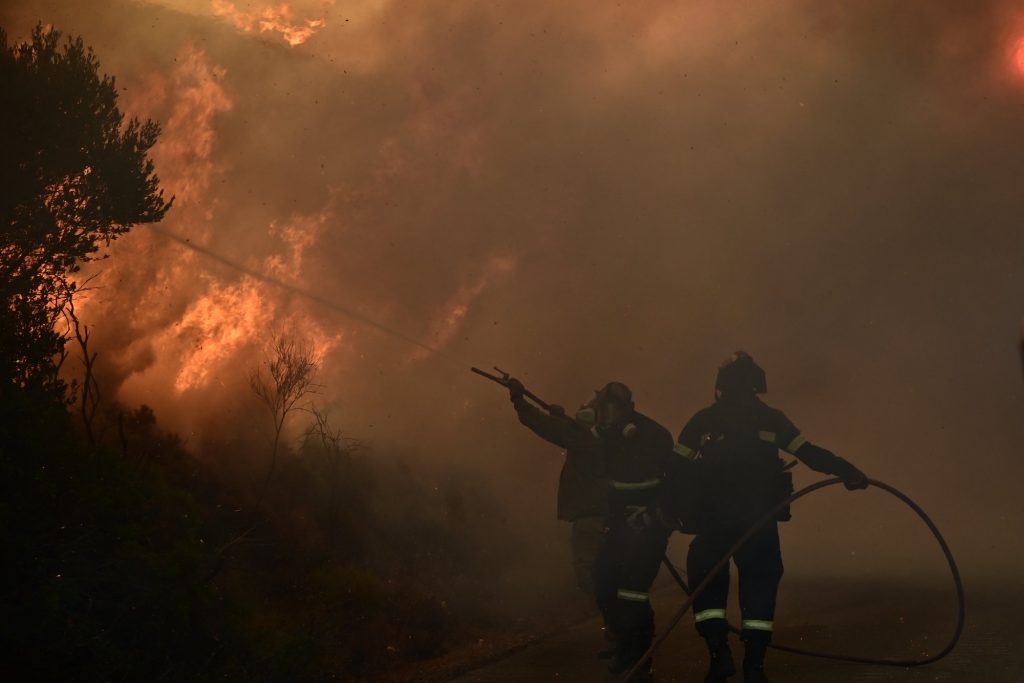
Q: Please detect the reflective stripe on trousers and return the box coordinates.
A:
[694,608,726,623]
[742,619,774,631]
[617,589,650,602]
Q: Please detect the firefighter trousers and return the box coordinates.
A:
[594,521,670,663]
[687,521,784,644]
[571,515,606,595]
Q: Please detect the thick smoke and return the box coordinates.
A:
[3,0,1023,592]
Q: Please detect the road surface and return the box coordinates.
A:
[448,576,1021,683]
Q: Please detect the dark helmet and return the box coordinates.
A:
[594,381,634,411]
[715,351,767,396]
[584,381,634,432]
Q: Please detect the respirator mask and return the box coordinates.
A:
[576,382,637,438]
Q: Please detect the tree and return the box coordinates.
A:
[249,334,320,503]
[59,280,101,446]
[0,25,171,402]
[303,404,362,557]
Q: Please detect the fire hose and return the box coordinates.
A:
[621,477,965,681]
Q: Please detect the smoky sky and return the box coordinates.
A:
[4,0,1024,586]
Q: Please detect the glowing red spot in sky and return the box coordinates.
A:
[1013,37,1024,77]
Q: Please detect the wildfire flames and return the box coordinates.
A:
[211,1,328,47]
[66,32,501,434]
[1013,36,1024,78]
[10,0,1015,480]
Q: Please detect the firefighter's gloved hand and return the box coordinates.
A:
[835,458,869,491]
[507,378,525,403]
[548,404,566,417]
[843,470,869,490]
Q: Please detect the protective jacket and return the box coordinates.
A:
[513,398,607,521]
[514,398,675,520]
[673,395,861,527]
[598,411,675,519]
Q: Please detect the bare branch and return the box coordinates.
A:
[60,279,100,446]
[249,333,321,506]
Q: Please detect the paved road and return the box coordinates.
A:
[448,576,1021,683]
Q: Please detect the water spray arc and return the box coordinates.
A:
[151,225,439,353]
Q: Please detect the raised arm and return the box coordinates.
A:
[508,379,590,450]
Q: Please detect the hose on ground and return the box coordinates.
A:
[621,478,966,681]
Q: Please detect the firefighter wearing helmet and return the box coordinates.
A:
[507,378,677,682]
[504,381,611,648]
[674,352,868,683]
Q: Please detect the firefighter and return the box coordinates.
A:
[505,381,611,649]
[673,352,868,683]
[508,379,676,681]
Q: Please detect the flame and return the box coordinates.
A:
[119,45,233,214]
[1013,36,1024,79]
[71,46,342,423]
[158,202,342,394]
[72,44,233,328]
[117,204,344,400]
[64,17,509,437]
[211,0,327,47]
[172,278,273,392]
[264,203,333,279]
[414,255,517,361]
[169,271,343,394]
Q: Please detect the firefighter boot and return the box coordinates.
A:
[742,633,769,683]
[608,654,652,681]
[608,630,651,676]
[607,641,634,675]
[633,659,653,683]
[704,634,736,682]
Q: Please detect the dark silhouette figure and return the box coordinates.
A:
[508,379,675,682]
[674,352,867,683]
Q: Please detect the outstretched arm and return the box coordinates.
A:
[767,409,868,490]
[508,379,588,449]
[791,441,868,490]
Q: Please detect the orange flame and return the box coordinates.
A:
[161,204,342,395]
[1013,36,1024,79]
[72,45,342,431]
[412,255,517,362]
[172,279,272,392]
[211,0,327,47]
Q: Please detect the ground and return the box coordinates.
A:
[446,575,1020,683]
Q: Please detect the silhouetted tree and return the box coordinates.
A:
[303,404,361,556]
[59,279,101,445]
[249,334,320,503]
[0,25,171,403]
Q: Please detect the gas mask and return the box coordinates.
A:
[577,382,637,438]
[575,402,597,427]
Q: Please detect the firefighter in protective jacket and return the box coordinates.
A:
[508,383,608,599]
[509,379,677,681]
[674,352,867,683]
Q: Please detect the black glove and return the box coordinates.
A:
[548,404,566,417]
[507,378,525,403]
[834,458,869,491]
